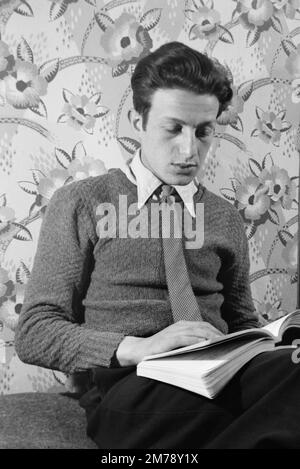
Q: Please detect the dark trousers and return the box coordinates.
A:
[79,348,300,449]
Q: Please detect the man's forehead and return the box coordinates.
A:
[162,117,215,126]
[149,88,219,122]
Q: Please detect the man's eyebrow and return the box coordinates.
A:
[164,118,215,127]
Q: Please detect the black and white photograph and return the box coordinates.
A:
[0,0,300,452]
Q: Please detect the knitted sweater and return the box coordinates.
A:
[15,169,260,374]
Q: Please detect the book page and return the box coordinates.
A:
[262,315,289,337]
[144,337,272,366]
[262,310,300,340]
[137,339,277,399]
[143,328,273,361]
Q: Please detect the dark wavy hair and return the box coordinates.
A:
[131,41,233,129]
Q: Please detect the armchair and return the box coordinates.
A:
[0,392,97,449]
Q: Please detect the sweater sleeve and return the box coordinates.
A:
[14,182,126,373]
[220,210,262,333]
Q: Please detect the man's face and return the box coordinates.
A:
[132,88,219,185]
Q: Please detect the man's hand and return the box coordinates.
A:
[116,321,224,367]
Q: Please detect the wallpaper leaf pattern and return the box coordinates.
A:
[0,0,299,393]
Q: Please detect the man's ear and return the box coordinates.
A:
[128,109,143,133]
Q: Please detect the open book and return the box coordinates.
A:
[136,310,300,399]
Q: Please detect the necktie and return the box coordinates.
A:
[158,185,202,322]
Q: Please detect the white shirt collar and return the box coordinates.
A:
[124,150,199,217]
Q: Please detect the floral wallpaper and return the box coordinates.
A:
[0,0,300,394]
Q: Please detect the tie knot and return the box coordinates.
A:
[160,185,175,198]
[153,185,182,204]
[152,185,180,204]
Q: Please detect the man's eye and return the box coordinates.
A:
[195,127,215,139]
[167,125,182,134]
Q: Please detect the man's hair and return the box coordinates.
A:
[131,41,233,128]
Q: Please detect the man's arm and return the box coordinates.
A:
[15,183,125,373]
[220,210,262,333]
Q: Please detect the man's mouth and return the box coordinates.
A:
[172,163,197,169]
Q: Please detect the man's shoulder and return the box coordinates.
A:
[53,168,124,201]
[200,185,237,211]
[199,185,244,227]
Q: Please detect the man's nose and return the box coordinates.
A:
[178,128,197,157]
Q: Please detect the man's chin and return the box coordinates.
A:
[170,173,196,186]
[156,169,197,186]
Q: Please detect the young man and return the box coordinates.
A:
[15,42,300,449]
